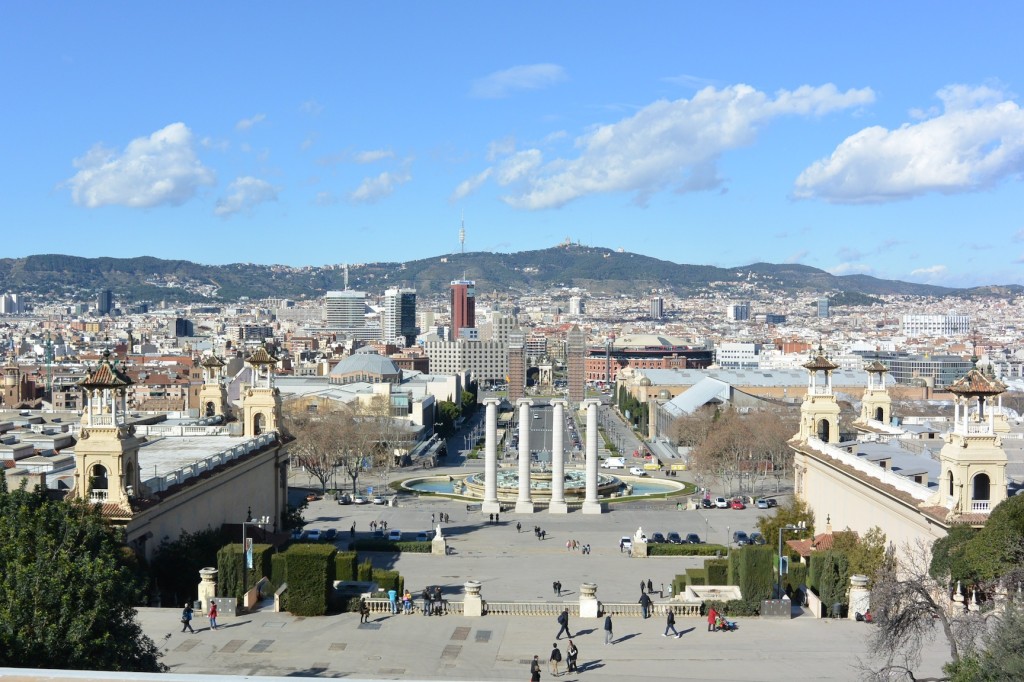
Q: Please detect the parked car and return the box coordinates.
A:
[766,498,778,507]
[619,536,633,551]
[290,528,304,540]
[353,495,368,505]
[629,466,647,477]
[305,529,322,542]
[372,495,386,505]
[337,493,352,505]
[666,532,683,544]
[700,498,715,509]
[684,533,703,545]
[305,493,321,502]
[387,529,402,542]
[714,497,729,509]
[732,530,750,546]
[322,528,338,542]
[415,531,431,542]
[748,532,767,545]
[731,498,746,510]
[650,532,666,544]
[756,498,770,509]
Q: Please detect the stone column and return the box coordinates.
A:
[579,581,599,618]
[197,567,218,613]
[516,399,534,513]
[463,580,484,617]
[482,398,501,514]
[582,399,602,514]
[549,400,568,513]
[848,574,870,620]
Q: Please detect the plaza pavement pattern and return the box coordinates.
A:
[129,488,948,681]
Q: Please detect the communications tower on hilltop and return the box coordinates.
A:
[459,212,466,254]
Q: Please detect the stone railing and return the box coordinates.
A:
[365,597,464,616]
[484,602,579,617]
[142,431,277,494]
[600,602,702,618]
[807,437,931,502]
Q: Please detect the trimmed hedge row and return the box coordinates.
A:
[217,543,274,601]
[729,545,775,613]
[284,543,337,616]
[335,552,358,581]
[350,540,432,553]
[648,543,728,556]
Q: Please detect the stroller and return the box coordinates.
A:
[715,615,738,632]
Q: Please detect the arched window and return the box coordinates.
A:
[817,419,830,442]
[948,470,954,496]
[205,401,216,417]
[253,412,266,436]
[875,407,884,422]
[90,464,108,489]
[972,473,991,501]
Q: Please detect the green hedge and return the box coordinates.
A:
[357,558,373,582]
[672,574,687,596]
[705,558,729,586]
[703,599,760,617]
[283,544,337,616]
[648,543,728,556]
[350,540,431,553]
[685,567,706,586]
[270,553,287,590]
[217,543,274,601]
[811,551,850,610]
[784,562,808,595]
[335,552,358,581]
[725,545,774,614]
[371,569,404,594]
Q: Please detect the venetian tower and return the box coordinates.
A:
[2,355,21,407]
[242,347,281,437]
[934,369,1009,517]
[71,350,141,514]
[198,354,229,418]
[796,346,841,444]
[858,360,892,426]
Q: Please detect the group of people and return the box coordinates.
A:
[179,601,218,633]
[487,513,500,524]
[706,606,737,632]
[430,512,450,524]
[532,525,547,540]
[369,520,388,532]
[563,538,591,554]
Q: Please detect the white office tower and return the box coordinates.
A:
[568,296,584,316]
[650,296,664,320]
[726,302,750,321]
[900,314,971,337]
[324,291,367,328]
[0,294,20,314]
[383,288,417,346]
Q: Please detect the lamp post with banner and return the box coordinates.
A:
[242,511,272,597]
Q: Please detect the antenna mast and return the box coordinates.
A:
[459,212,466,255]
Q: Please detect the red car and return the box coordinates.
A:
[730,498,746,510]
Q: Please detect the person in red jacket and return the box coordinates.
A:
[707,606,718,632]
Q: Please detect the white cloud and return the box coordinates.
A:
[214,176,279,217]
[353,149,395,164]
[487,136,516,162]
[450,168,493,202]
[470,63,567,99]
[300,99,324,116]
[794,85,1024,203]
[66,122,215,209]
[349,169,411,204]
[489,83,872,209]
[828,262,874,276]
[909,264,948,281]
[235,113,266,131]
[495,150,542,185]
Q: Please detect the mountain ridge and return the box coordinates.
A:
[0,246,1018,303]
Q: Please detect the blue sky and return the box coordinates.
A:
[2,2,1023,288]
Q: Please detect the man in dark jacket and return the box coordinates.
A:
[664,609,680,637]
[639,591,652,618]
[604,614,614,644]
[556,608,571,639]
[549,643,562,676]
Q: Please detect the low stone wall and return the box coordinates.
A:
[362,598,703,618]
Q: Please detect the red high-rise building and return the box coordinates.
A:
[449,280,475,340]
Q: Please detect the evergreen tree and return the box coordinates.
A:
[0,479,164,671]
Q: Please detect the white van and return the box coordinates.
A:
[602,457,625,469]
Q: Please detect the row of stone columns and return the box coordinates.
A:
[481,397,603,515]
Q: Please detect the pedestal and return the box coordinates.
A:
[581,500,603,515]
[432,525,448,556]
[847,574,871,620]
[463,580,484,617]
[579,582,599,618]
[197,567,218,613]
[515,500,535,514]
[482,500,501,514]
[549,500,569,514]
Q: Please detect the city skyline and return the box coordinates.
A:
[2,3,1023,287]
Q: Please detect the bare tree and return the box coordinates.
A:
[747,408,798,493]
[862,539,985,681]
[282,407,348,493]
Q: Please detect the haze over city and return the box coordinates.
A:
[3,2,1022,287]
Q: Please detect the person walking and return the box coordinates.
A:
[549,643,562,677]
[180,603,195,633]
[639,591,652,619]
[208,601,218,630]
[553,580,561,596]
[530,655,542,682]
[517,521,522,533]
[359,597,370,624]
[640,579,646,593]
[647,578,654,594]
[555,608,571,639]
[603,614,614,645]
[707,606,718,632]
[664,609,680,637]
[566,640,578,673]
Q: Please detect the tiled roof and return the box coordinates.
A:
[803,354,839,371]
[948,369,1006,397]
[200,355,226,368]
[247,347,279,366]
[78,351,133,389]
[864,360,889,373]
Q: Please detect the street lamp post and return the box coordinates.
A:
[242,512,272,597]
[777,523,806,599]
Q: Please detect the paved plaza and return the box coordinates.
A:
[128,479,948,681]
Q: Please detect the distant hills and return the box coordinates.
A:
[0,246,1019,304]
